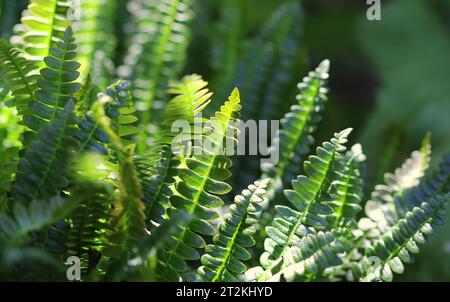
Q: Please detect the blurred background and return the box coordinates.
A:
[1,0,449,281]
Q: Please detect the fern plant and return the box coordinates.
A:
[0,0,448,283]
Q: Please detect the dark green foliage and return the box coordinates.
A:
[22,27,81,134]
[0,39,38,115]
[11,100,79,206]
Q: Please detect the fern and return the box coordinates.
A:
[261,60,330,196]
[248,230,349,282]
[65,177,114,270]
[199,179,269,282]
[359,194,449,282]
[137,74,212,227]
[0,196,76,243]
[73,0,117,87]
[11,100,79,206]
[365,134,433,231]
[329,144,366,230]
[76,80,137,155]
[22,26,81,135]
[10,0,71,67]
[0,39,39,115]
[209,0,244,111]
[252,129,352,281]
[120,0,193,153]
[157,88,241,281]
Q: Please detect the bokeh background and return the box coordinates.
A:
[1,0,449,281]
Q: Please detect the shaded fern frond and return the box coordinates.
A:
[0,39,39,115]
[11,100,79,206]
[0,196,77,243]
[76,80,135,155]
[65,179,114,267]
[74,0,117,87]
[120,0,193,152]
[22,27,81,135]
[199,179,269,282]
[209,0,244,111]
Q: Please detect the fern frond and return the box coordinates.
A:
[11,100,79,206]
[283,128,352,229]
[120,0,193,153]
[360,193,449,282]
[365,134,433,230]
[157,88,241,281]
[22,26,81,135]
[65,179,113,268]
[0,39,39,115]
[329,143,366,230]
[137,74,212,227]
[73,0,117,87]
[199,179,269,282]
[254,129,352,280]
[245,1,303,122]
[0,196,77,243]
[10,0,71,66]
[261,60,330,195]
[76,80,136,155]
[248,230,349,282]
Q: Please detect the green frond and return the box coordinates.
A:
[10,0,71,67]
[22,26,81,135]
[284,128,352,229]
[137,74,212,227]
[365,135,433,230]
[329,143,366,230]
[163,74,212,128]
[120,0,193,153]
[360,193,449,282]
[254,129,352,281]
[261,60,330,195]
[73,0,117,87]
[10,100,79,206]
[199,179,270,282]
[76,80,136,155]
[243,1,303,122]
[157,88,241,281]
[0,196,77,243]
[0,39,39,115]
[248,230,349,282]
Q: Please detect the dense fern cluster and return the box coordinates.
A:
[0,0,448,282]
